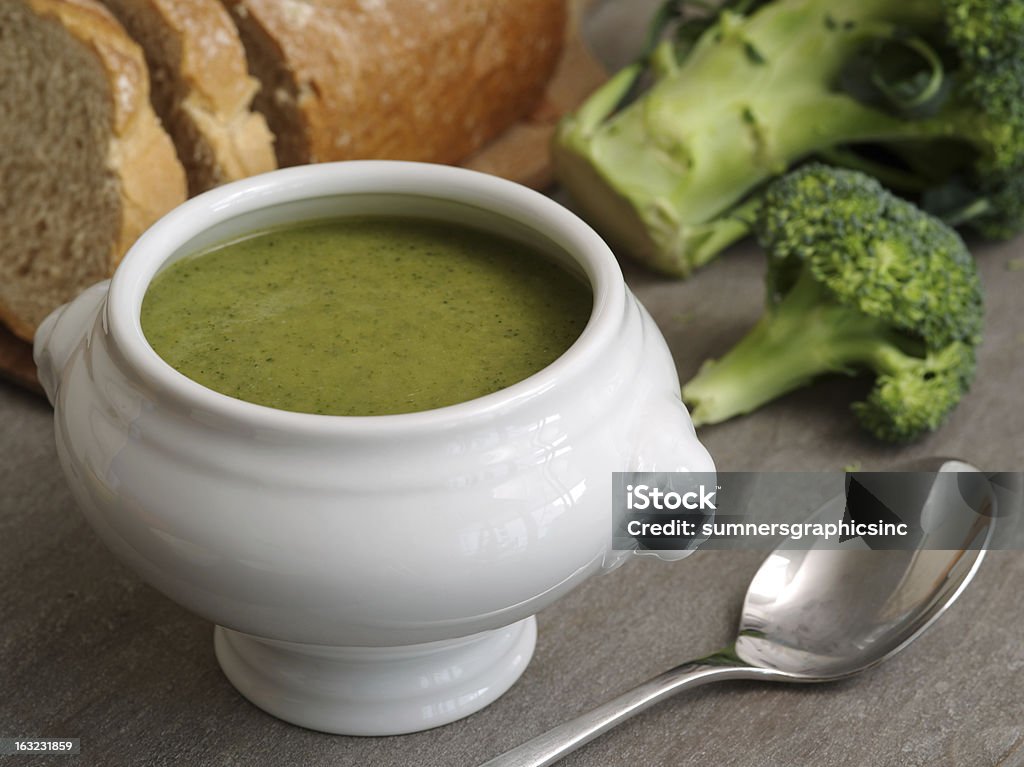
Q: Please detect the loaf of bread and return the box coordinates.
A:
[0,0,187,341]
[99,0,277,194]
[222,0,567,167]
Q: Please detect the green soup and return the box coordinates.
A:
[141,216,592,416]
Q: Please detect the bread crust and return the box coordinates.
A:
[463,0,605,188]
[104,0,277,191]
[146,0,259,118]
[225,0,567,167]
[0,298,38,344]
[3,0,186,341]
[163,0,277,184]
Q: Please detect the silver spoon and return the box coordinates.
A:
[481,458,1001,767]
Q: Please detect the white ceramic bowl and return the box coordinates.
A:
[34,161,713,735]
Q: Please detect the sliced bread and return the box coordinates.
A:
[221,0,567,167]
[99,0,277,194]
[0,0,187,341]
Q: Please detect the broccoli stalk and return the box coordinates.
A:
[681,164,983,442]
[555,0,1024,276]
[683,269,905,423]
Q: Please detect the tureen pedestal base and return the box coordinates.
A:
[213,617,536,735]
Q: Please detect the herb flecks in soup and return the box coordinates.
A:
[141,217,592,416]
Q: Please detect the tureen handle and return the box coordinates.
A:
[33,280,110,405]
[601,392,716,569]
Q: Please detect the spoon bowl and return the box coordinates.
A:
[737,547,983,679]
[482,458,1002,766]
[738,457,994,679]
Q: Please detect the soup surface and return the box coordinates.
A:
[141,216,592,415]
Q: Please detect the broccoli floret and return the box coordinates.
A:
[554,0,1024,276]
[680,165,983,442]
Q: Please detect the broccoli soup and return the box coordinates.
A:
[141,217,592,416]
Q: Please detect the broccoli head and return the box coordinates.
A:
[554,0,1024,276]
[681,164,984,442]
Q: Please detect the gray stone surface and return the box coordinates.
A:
[3,4,1024,765]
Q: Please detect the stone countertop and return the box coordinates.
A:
[2,3,1024,765]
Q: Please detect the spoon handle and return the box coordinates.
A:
[479,651,759,767]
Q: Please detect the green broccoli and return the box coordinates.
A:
[680,164,984,442]
[554,0,1024,276]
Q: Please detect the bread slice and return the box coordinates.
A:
[0,0,187,341]
[222,0,567,167]
[99,0,277,194]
